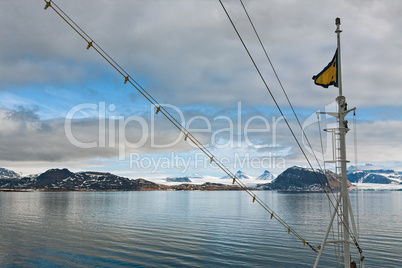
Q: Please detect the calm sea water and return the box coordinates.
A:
[0,190,401,267]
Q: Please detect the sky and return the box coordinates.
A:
[1,0,402,179]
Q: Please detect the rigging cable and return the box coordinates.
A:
[353,110,360,241]
[239,3,347,248]
[317,113,338,258]
[218,0,362,253]
[239,0,328,182]
[42,0,317,252]
[317,114,327,172]
[217,0,328,190]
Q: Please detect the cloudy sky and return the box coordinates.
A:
[1,0,401,179]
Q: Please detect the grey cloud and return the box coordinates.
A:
[3,0,402,107]
[0,103,401,172]
[1,0,402,171]
[0,105,295,162]
[7,106,39,121]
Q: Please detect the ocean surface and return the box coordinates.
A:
[0,190,401,267]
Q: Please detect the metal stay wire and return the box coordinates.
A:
[218,0,328,191]
[239,0,327,179]
[42,0,317,252]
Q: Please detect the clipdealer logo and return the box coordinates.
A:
[63,101,337,173]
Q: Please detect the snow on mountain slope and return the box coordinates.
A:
[256,170,276,181]
[0,168,22,179]
[348,164,401,184]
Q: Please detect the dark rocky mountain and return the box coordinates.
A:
[170,182,244,191]
[258,166,352,191]
[0,168,166,191]
[32,168,75,188]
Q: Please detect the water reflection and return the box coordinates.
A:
[0,191,401,267]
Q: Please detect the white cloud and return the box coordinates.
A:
[1,0,401,175]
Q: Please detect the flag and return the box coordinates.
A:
[312,49,338,88]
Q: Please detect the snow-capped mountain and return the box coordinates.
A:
[256,170,276,181]
[166,176,192,183]
[164,174,209,183]
[347,164,401,184]
[220,170,250,180]
[188,173,204,180]
[0,168,22,179]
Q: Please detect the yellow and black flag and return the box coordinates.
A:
[312,49,338,88]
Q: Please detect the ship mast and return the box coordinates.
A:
[314,18,363,268]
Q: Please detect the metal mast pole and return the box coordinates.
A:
[314,18,362,268]
[336,17,351,268]
[336,18,343,97]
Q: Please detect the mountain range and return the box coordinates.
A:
[0,168,165,191]
[347,164,402,184]
[220,170,251,180]
[0,168,243,191]
[219,170,275,181]
[0,164,400,191]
